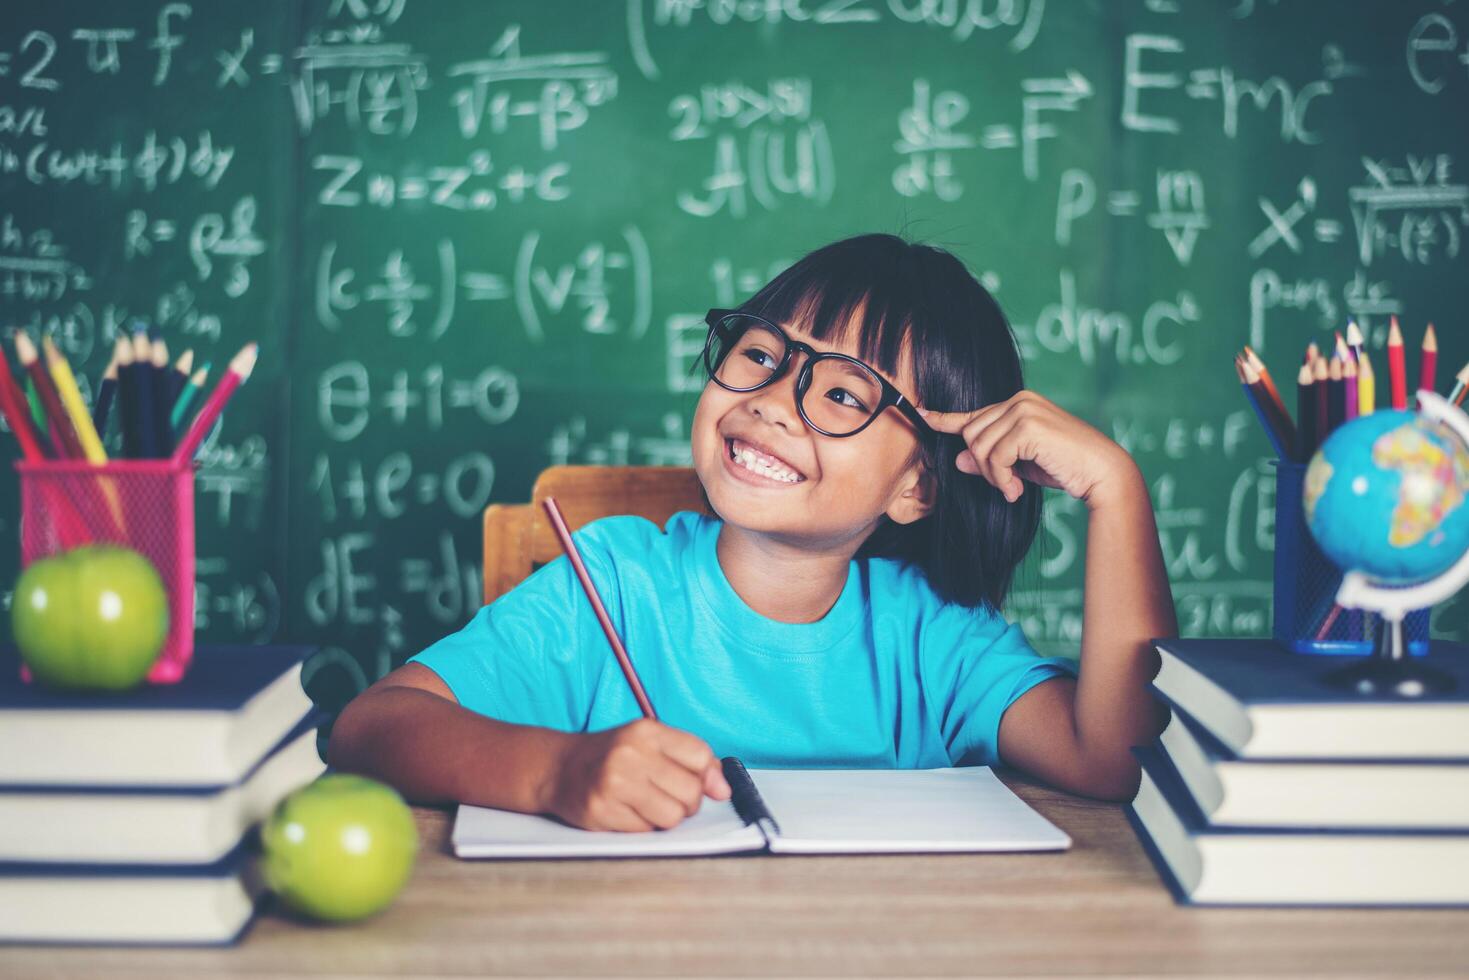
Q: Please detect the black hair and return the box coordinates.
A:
[731,233,1039,614]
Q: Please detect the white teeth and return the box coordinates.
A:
[731,442,801,483]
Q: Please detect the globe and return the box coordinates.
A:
[1303,409,1469,584]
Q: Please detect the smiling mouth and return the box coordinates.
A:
[725,438,806,484]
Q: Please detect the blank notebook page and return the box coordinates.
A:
[752,767,1072,854]
[452,797,765,858]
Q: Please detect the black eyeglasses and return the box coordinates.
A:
[702,309,936,439]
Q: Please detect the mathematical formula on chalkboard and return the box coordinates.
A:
[1,0,1465,711]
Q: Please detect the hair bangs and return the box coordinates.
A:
[741,243,919,387]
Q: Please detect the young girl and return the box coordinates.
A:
[328,234,1175,832]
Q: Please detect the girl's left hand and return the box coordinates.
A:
[920,391,1138,508]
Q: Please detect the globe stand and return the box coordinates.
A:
[1319,391,1469,699]
[1321,614,1456,697]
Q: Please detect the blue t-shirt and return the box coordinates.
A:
[409,511,1074,768]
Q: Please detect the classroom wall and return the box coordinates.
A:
[1,0,1466,714]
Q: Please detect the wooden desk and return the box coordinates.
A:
[7,773,1466,976]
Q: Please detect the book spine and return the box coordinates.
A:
[721,757,781,839]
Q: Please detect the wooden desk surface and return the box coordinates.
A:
[7,773,1467,977]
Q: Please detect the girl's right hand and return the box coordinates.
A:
[545,719,732,832]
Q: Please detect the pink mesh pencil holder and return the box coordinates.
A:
[15,459,195,684]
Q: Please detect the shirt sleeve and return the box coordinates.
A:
[920,610,1077,767]
[407,532,618,733]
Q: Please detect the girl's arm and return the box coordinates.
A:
[327,663,731,829]
[995,463,1174,800]
[920,393,1176,800]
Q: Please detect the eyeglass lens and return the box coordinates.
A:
[708,315,884,436]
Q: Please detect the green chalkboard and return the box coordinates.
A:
[2,0,1466,717]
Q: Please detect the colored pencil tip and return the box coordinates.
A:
[232,342,259,378]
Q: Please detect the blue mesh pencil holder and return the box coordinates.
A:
[1272,459,1431,656]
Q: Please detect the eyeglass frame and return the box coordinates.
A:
[702,308,938,440]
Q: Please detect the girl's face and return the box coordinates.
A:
[691,308,934,550]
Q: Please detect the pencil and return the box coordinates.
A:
[173,342,257,461]
[170,348,194,406]
[0,339,94,548]
[1345,320,1365,363]
[1235,356,1288,459]
[130,330,157,458]
[1387,316,1406,410]
[1358,345,1376,417]
[1304,341,1319,366]
[91,338,120,438]
[1312,354,1329,449]
[1450,360,1469,408]
[171,361,210,433]
[152,337,173,454]
[116,333,140,458]
[1242,346,1297,456]
[23,374,45,436]
[1333,330,1351,363]
[1326,355,1345,435]
[542,496,657,719]
[0,340,48,460]
[1296,361,1316,459]
[42,337,107,464]
[44,336,130,530]
[13,331,83,459]
[1343,354,1359,422]
[1419,323,1437,394]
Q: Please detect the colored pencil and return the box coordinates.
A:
[543,495,657,719]
[1387,316,1406,410]
[1419,323,1437,394]
[1358,345,1376,417]
[170,348,193,406]
[1245,350,1296,459]
[41,337,107,464]
[130,330,157,458]
[0,340,96,547]
[1235,355,1288,459]
[1296,361,1316,460]
[1326,355,1345,435]
[115,334,140,458]
[1242,346,1297,456]
[152,337,173,454]
[1304,341,1319,365]
[13,331,83,459]
[171,361,210,433]
[1333,330,1351,363]
[173,342,257,461]
[1450,360,1469,408]
[23,375,44,434]
[0,340,48,460]
[43,336,129,536]
[1343,354,1359,422]
[1345,320,1365,362]
[91,339,120,438]
[1312,355,1329,449]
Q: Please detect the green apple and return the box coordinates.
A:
[12,546,169,691]
[261,774,418,922]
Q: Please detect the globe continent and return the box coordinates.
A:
[1303,409,1469,584]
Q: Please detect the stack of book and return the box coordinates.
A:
[1128,638,1469,906]
[0,646,323,944]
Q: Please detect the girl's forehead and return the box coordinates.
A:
[780,306,919,393]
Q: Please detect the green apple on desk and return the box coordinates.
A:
[11,545,168,691]
[261,773,419,922]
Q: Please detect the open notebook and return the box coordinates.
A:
[453,761,1071,858]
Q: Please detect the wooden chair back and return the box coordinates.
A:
[481,465,707,605]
